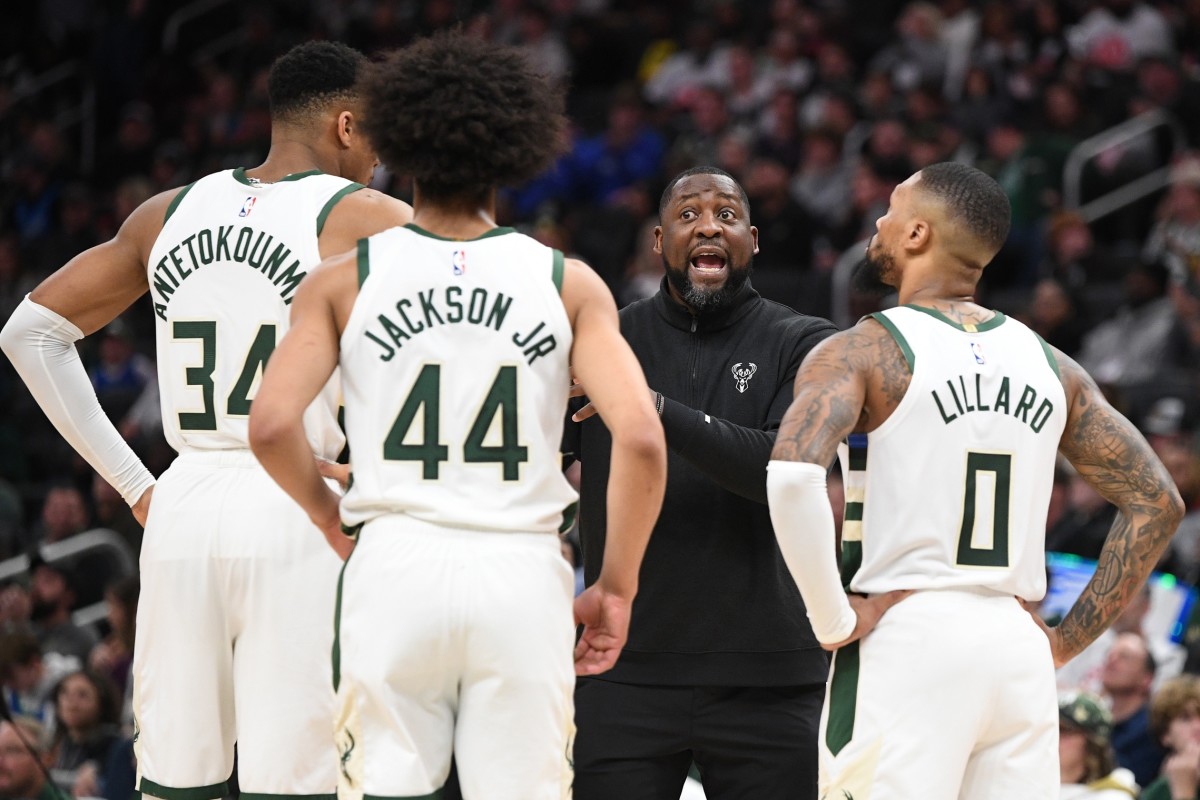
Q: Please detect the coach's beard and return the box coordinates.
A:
[664,255,753,315]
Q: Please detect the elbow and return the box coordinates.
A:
[1166,485,1187,528]
[612,414,667,470]
[247,409,289,460]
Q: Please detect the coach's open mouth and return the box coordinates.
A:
[689,248,728,283]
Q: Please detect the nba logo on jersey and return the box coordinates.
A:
[452,249,467,276]
[970,341,985,364]
[238,197,257,217]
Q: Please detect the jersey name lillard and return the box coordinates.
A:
[363,285,558,366]
[931,371,1056,433]
[151,224,307,320]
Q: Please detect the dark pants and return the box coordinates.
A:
[572,678,823,800]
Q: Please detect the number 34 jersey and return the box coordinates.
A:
[844,305,1067,601]
[339,224,577,535]
[147,168,359,459]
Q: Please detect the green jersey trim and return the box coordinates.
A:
[904,304,1007,333]
[403,223,517,242]
[332,536,358,692]
[231,167,323,185]
[868,312,915,372]
[551,249,565,295]
[317,183,366,236]
[364,793,443,800]
[558,500,578,534]
[1036,334,1061,379]
[163,182,197,224]
[356,238,370,288]
[138,778,229,800]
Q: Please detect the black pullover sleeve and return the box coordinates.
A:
[656,319,838,503]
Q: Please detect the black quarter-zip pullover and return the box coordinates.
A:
[566,277,838,686]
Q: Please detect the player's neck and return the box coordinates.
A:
[245,140,332,184]
[411,188,498,241]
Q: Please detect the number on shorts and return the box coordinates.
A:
[955,451,1012,568]
[173,321,277,431]
[384,364,527,481]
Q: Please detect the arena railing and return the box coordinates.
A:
[0,529,137,631]
[1063,109,1185,223]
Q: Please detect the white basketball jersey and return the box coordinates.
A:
[147,168,361,458]
[339,224,577,534]
[841,305,1067,600]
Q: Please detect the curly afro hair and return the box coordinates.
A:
[268,41,367,124]
[360,32,567,201]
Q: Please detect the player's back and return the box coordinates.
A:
[148,168,358,459]
[845,305,1067,599]
[340,224,576,534]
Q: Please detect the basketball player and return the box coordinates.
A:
[248,33,666,800]
[0,42,413,800]
[765,162,1185,799]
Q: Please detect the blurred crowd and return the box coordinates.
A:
[2,0,1200,797]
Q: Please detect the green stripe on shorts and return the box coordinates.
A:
[825,640,860,756]
[240,794,337,800]
[365,793,443,800]
[138,778,228,800]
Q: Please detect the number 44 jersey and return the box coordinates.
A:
[147,168,359,460]
[842,306,1067,601]
[338,224,577,535]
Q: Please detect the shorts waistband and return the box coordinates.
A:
[359,514,559,547]
[173,449,264,468]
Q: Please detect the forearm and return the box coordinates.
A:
[250,422,340,527]
[766,460,856,644]
[597,433,666,598]
[0,297,154,505]
[659,396,776,503]
[1055,505,1179,662]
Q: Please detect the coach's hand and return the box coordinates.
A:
[822,590,912,652]
[131,485,154,528]
[573,584,632,676]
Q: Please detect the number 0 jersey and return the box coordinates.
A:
[339,224,577,534]
[841,305,1067,601]
[147,168,361,458]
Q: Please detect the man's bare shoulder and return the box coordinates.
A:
[318,189,412,257]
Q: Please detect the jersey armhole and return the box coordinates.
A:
[356,238,370,288]
[551,249,565,295]
[163,182,197,224]
[316,183,366,236]
[1035,333,1061,379]
[867,312,915,372]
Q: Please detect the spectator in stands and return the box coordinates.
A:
[1141,675,1200,800]
[1067,0,1174,68]
[742,157,815,307]
[565,90,665,207]
[1058,691,1138,798]
[1026,277,1088,356]
[87,576,137,705]
[28,559,95,666]
[46,669,119,797]
[0,631,52,728]
[88,319,154,425]
[89,475,140,558]
[790,127,851,238]
[31,487,88,547]
[0,717,59,800]
[1102,632,1166,788]
[1078,258,1179,389]
[1144,159,1200,284]
[643,20,730,107]
[869,2,948,93]
[1041,211,1129,295]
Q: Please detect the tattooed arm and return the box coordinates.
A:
[1044,349,1185,667]
[766,321,911,649]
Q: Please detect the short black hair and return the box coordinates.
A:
[658,166,750,219]
[267,41,367,123]
[915,162,1011,254]
[359,33,567,201]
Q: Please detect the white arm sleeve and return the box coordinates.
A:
[766,459,856,645]
[0,296,156,506]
